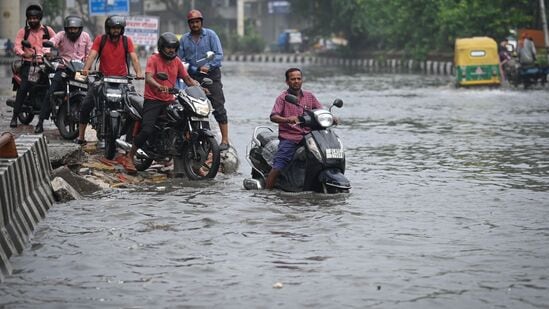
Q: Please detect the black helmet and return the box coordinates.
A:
[157,32,179,60]
[105,15,126,35]
[64,16,83,42]
[26,4,43,20]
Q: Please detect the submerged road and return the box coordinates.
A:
[1,61,549,308]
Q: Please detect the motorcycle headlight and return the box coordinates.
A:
[305,135,322,161]
[314,110,333,128]
[191,98,212,116]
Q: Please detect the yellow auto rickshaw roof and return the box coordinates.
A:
[454,37,499,66]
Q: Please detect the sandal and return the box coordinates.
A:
[219,143,229,151]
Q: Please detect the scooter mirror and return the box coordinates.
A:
[155,72,169,81]
[202,78,213,86]
[42,41,54,48]
[205,51,215,61]
[332,99,343,108]
[21,40,32,48]
[284,94,299,105]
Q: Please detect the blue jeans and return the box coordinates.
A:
[272,139,299,170]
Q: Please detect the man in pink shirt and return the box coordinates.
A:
[34,15,92,133]
[10,4,56,128]
[265,68,323,189]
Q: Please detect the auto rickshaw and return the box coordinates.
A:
[454,37,501,87]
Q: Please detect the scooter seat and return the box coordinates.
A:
[257,131,277,147]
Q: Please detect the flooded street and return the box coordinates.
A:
[1,61,549,308]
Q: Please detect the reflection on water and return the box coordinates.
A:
[1,62,549,308]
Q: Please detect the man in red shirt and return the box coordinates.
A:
[121,32,198,174]
[265,68,323,189]
[75,15,143,144]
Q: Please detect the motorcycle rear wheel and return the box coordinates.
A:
[57,99,81,140]
[181,134,221,180]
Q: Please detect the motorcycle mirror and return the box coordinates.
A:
[205,51,215,61]
[202,78,213,86]
[155,72,169,81]
[42,41,54,48]
[332,99,343,108]
[284,94,299,106]
[21,40,32,49]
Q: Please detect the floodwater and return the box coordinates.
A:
[1,61,549,308]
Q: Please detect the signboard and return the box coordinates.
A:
[124,16,159,47]
[268,1,290,14]
[89,0,130,16]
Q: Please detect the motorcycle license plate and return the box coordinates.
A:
[69,80,88,89]
[326,148,344,159]
[28,67,40,82]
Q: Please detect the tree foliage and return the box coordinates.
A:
[290,0,544,60]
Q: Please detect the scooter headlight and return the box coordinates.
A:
[305,135,322,161]
[314,110,333,128]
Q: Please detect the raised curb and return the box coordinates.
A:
[0,135,53,281]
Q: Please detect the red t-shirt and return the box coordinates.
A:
[91,35,135,76]
[144,53,189,102]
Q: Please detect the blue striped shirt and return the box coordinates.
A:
[178,28,223,74]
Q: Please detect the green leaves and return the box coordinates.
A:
[289,0,545,60]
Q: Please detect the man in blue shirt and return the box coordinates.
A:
[178,9,230,151]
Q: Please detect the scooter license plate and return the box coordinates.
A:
[326,148,344,159]
[28,67,40,82]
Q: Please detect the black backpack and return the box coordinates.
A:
[23,25,51,41]
[95,34,130,73]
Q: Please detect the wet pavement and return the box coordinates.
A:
[1,61,549,308]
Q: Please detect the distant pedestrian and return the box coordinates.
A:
[518,33,536,67]
[4,38,14,57]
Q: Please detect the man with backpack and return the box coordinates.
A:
[75,15,143,145]
[10,4,56,128]
[34,15,92,133]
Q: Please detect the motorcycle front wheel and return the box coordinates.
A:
[57,97,82,140]
[181,133,221,180]
[103,119,117,160]
[18,106,34,125]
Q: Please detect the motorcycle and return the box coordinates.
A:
[503,44,548,89]
[116,73,221,180]
[6,40,50,125]
[87,72,143,160]
[41,41,88,139]
[243,94,351,194]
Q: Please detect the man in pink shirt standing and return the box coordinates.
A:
[265,68,323,189]
[34,15,91,133]
[10,4,56,128]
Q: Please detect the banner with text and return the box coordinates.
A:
[124,16,159,47]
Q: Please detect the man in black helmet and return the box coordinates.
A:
[34,15,92,133]
[10,4,56,128]
[75,15,143,145]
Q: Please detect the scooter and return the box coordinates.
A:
[243,94,351,193]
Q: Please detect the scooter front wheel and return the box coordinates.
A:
[181,133,221,180]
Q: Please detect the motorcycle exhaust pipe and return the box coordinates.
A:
[115,138,149,159]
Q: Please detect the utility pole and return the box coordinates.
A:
[237,0,245,36]
[540,0,549,62]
